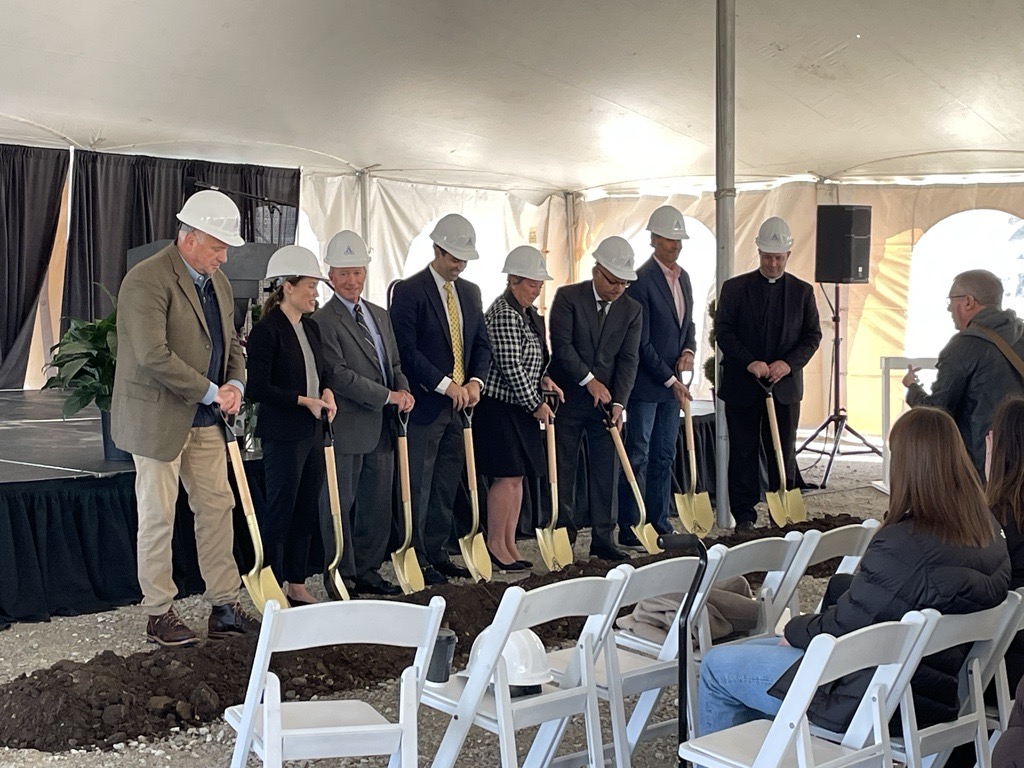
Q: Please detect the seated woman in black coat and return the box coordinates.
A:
[698,406,1011,737]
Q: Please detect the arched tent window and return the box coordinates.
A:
[578,217,716,397]
[906,210,1024,378]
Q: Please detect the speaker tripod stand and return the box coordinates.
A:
[796,283,881,488]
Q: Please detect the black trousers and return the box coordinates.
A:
[320,427,394,581]
[259,435,326,584]
[724,397,800,524]
[407,405,465,566]
[555,407,620,550]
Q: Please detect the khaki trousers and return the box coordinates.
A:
[134,425,239,615]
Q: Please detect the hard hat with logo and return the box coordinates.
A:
[593,236,637,281]
[265,245,328,282]
[324,230,371,267]
[429,213,479,261]
[646,205,690,240]
[755,217,794,253]
[502,245,552,281]
[176,190,244,247]
[469,627,552,696]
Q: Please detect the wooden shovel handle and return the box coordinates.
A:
[397,435,412,503]
[764,395,789,487]
[683,398,699,492]
[226,439,256,519]
[463,428,477,492]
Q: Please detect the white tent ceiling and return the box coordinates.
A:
[3,0,1024,193]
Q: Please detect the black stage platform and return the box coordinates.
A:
[0,390,716,628]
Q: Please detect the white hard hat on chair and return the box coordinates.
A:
[429,214,479,261]
[176,190,244,247]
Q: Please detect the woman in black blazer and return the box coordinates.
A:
[245,246,336,606]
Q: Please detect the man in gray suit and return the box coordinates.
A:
[312,230,414,596]
[112,190,259,647]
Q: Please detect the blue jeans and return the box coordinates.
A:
[618,399,679,532]
[698,639,804,736]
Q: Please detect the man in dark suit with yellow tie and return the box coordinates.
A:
[313,230,413,596]
[548,236,642,561]
[389,214,492,584]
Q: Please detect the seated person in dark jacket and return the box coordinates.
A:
[698,406,1011,737]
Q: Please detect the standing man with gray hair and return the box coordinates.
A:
[903,268,1024,478]
[312,230,412,596]
[112,190,259,647]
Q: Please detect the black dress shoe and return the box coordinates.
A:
[434,560,472,579]
[488,551,527,572]
[590,542,630,562]
[734,520,757,532]
[287,596,314,607]
[653,521,675,536]
[421,564,448,585]
[354,572,402,596]
[516,559,534,569]
[618,530,645,550]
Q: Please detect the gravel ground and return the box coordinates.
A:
[0,455,887,767]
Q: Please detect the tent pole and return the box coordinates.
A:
[358,169,371,245]
[714,0,736,529]
[563,190,576,283]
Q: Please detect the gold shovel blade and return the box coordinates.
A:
[674,491,698,533]
[551,526,574,567]
[692,491,714,537]
[391,550,412,594]
[536,528,559,572]
[631,523,663,554]
[766,491,788,527]
[327,569,351,601]
[784,488,807,523]
[471,533,492,580]
[458,536,483,583]
[259,568,289,609]
[241,573,265,612]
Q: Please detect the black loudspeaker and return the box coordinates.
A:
[815,205,871,284]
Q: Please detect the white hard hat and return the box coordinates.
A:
[593,236,637,282]
[176,190,244,247]
[265,245,327,282]
[755,217,793,253]
[469,628,552,689]
[502,246,552,281]
[646,205,690,240]
[429,213,479,261]
[324,230,370,267]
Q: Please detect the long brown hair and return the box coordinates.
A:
[261,276,303,317]
[884,407,993,547]
[986,396,1024,531]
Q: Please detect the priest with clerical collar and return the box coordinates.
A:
[714,217,823,531]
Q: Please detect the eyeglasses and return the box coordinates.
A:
[596,265,630,288]
[946,294,969,308]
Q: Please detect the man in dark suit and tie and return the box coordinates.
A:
[548,236,642,561]
[312,230,413,596]
[618,206,697,546]
[716,217,822,530]
[389,214,492,584]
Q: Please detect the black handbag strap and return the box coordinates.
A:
[975,326,1024,380]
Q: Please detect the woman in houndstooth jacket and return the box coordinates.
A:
[474,247,563,571]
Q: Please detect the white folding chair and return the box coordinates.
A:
[892,592,1024,768]
[537,553,724,768]
[425,571,627,768]
[225,597,446,768]
[785,520,881,616]
[984,588,1024,757]
[679,609,939,768]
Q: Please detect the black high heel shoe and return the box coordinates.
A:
[488,550,527,572]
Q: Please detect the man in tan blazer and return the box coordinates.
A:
[312,230,414,596]
[112,190,258,647]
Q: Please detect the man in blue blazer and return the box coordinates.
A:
[389,214,492,584]
[618,206,697,544]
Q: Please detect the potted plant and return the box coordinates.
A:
[42,297,130,461]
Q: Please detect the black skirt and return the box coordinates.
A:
[472,394,546,479]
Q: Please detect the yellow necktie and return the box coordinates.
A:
[444,282,465,384]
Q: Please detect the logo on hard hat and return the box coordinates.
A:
[467,237,474,246]
[344,246,354,255]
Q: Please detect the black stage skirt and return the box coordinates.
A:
[472,394,546,479]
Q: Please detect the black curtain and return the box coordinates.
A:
[62,150,300,323]
[0,145,70,388]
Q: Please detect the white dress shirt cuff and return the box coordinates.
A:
[663,377,676,388]
[579,372,595,386]
[201,382,218,405]
[435,376,453,395]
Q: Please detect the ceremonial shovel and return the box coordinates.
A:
[321,411,350,601]
[391,409,425,594]
[456,407,491,582]
[536,391,573,571]
[673,372,713,537]
[603,404,662,554]
[757,377,806,526]
[218,410,288,611]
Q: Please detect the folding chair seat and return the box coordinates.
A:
[537,553,723,768]
[679,609,939,768]
[424,571,628,768]
[225,597,446,768]
[786,520,880,616]
[890,592,1024,768]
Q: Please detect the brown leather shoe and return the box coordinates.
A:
[208,601,261,639]
[146,608,199,647]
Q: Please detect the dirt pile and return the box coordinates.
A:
[0,514,862,751]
